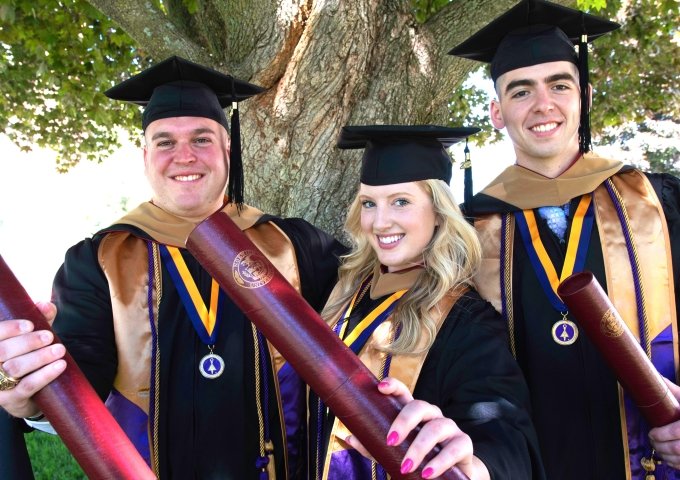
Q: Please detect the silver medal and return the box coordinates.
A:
[199,353,225,379]
[552,319,579,346]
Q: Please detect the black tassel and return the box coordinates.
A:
[227,101,245,210]
[227,76,245,210]
[463,138,473,211]
[578,31,591,153]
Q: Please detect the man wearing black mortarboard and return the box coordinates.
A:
[0,56,346,479]
[449,1,680,478]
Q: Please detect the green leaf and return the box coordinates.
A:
[0,0,150,168]
[578,0,608,11]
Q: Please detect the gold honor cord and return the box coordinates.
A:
[150,242,162,476]
[252,324,276,479]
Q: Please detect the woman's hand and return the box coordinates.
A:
[345,376,489,479]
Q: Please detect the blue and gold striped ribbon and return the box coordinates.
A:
[159,244,223,345]
[514,195,594,312]
[335,278,407,355]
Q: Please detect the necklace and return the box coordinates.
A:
[159,245,226,379]
[514,195,594,346]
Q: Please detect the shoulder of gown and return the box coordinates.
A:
[415,289,546,479]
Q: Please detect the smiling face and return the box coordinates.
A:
[359,181,437,273]
[143,116,230,222]
[490,61,582,177]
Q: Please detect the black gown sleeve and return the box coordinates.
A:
[51,237,117,400]
[413,291,545,480]
[266,217,348,311]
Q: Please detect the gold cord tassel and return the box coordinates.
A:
[265,440,276,480]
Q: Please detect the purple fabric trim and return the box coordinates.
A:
[257,330,271,440]
[624,325,680,478]
[652,325,676,380]
[382,324,402,378]
[315,392,324,479]
[327,449,376,480]
[146,241,158,459]
[278,362,305,477]
[623,393,650,478]
[105,388,151,465]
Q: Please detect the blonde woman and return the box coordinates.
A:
[310,126,543,480]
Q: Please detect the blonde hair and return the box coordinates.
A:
[321,179,482,355]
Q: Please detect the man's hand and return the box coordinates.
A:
[0,302,66,418]
[649,379,680,469]
[344,376,490,479]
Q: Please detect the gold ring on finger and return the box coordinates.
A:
[0,364,20,391]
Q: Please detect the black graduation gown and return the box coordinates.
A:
[51,216,346,479]
[310,289,544,479]
[470,172,680,479]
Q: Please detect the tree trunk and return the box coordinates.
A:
[86,0,568,238]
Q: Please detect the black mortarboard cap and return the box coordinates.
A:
[448,0,619,153]
[105,55,266,208]
[337,125,479,186]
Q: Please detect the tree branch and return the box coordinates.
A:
[216,0,312,86]
[86,0,209,64]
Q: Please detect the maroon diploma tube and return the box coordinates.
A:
[187,211,467,480]
[0,255,156,480]
[557,271,680,427]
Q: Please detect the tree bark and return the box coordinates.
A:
[85,0,572,238]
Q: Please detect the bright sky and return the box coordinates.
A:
[0,135,151,300]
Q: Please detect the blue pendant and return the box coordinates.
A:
[552,319,579,346]
[199,353,225,379]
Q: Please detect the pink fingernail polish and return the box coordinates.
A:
[386,431,399,446]
[400,458,413,475]
[378,380,389,388]
[422,467,434,479]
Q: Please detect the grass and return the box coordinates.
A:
[25,431,85,480]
